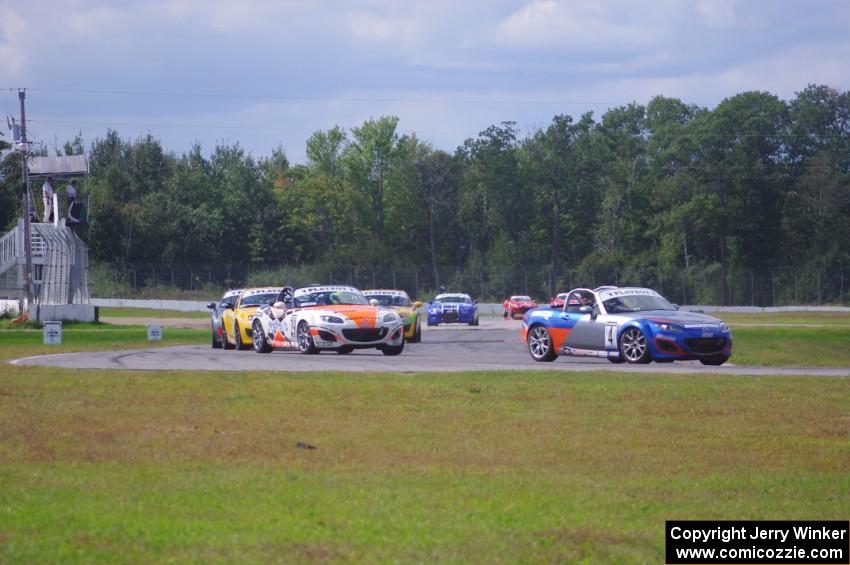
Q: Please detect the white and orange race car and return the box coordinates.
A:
[250,285,406,355]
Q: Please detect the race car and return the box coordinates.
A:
[250,285,405,355]
[221,287,285,350]
[549,293,569,309]
[362,289,423,343]
[503,295,538,319]
[427,293,478,326]
[206,288,243,348]
[522,286,732,365]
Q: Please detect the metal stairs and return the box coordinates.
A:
[0,220,90,304]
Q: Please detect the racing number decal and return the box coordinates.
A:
[605,322,618,349]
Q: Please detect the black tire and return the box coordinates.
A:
[234,321,249,351]
[527,324,557,362]
[619,327,651,364]
[212,325,222,349]
[700,355,729,366]
[469,314,479,326]
[607,356,625,364]
[336,345,354,355]
[409,320,422,343]
[503,310,508,319]
[297,321,318,355]
[380,340,405,356]
[252,320,272,354]
[222,322,235,350]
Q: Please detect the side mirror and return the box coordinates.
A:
[206,302,216,309]
[414,301,423,309]
[473,300,478,305]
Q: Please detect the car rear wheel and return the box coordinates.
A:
[700,355,729,366]
[297,321,318,355]
[252,320,272,354]
[607,356,625,364]
[528,325,557,362]
[211,324,222,349]
[336,345,353,355]
[619,327,651,364]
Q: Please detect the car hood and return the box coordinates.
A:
[301,304,389,328]
[615,309,725,326]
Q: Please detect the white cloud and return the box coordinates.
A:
[495,0,653,49]
[0,6,29,76]
[696,0,738,27]
[348,12,420,44]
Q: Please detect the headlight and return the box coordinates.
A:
[653,321,682,333]
[248,315,255,324]
[718,322,730,333]
[383,313,400,323]
[320,315,345,324]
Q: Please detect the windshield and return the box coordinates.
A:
[512,296,532,302]
[437,295,470,304]
[365,294,411,307]
[240,293,279,308]
[603,294,676,313]
[294,290,369,308]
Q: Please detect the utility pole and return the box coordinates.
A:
[19,89,34,306]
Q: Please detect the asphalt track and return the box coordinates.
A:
[11,317,850,377]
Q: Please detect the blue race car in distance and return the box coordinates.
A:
[522,286,732,365]
[427,293,479,326]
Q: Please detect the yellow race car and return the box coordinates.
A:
[221,287,286,350]
[362,289,423,343]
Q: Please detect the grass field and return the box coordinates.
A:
[1,315,849,563]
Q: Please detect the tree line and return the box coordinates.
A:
[1,84,849,305]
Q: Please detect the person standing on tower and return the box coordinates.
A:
[41,176,54,222]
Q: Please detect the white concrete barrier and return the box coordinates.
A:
[90,298,850,315]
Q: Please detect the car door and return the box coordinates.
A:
[560,291,607,351]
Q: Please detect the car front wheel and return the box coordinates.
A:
[527,325,557,362]
[252,320,272,354]
[234,321,249,350]
[297,321,318,355]
[700,355,729,366]
[619,327,651,364]
[379,340,404,356]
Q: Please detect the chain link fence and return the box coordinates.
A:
[88,262,850,306]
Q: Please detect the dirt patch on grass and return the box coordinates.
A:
[100,316,208,329]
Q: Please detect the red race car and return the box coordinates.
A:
[503,295,538,319]
[549,292,569,308]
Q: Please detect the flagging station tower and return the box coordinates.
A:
[0,90,95,321]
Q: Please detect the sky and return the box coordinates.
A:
[2,0,849,164]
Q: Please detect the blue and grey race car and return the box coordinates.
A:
[522,286,732,365]
[206,288,243,348]
[427,293,479,326]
